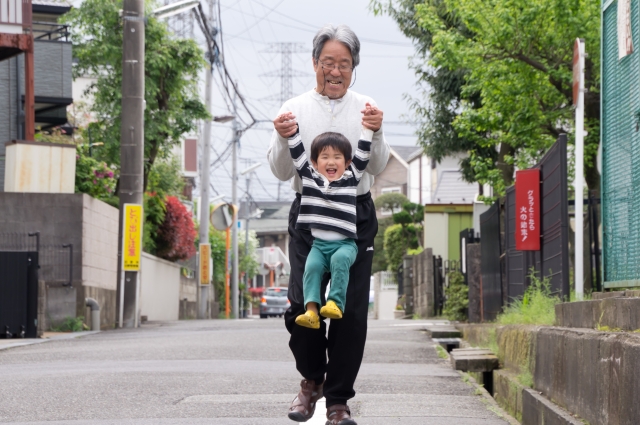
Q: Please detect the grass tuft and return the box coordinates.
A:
[497,272,559,326]
[435,345,448,359]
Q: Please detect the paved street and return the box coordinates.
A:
[0,319,510,424]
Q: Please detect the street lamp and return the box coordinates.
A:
[214,115,235,123]
[240,163,262,311]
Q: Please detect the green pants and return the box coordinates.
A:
[303,238,358,313]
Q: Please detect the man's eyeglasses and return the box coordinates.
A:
[318,60,354,74]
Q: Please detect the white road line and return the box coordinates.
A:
[307,398,326,425]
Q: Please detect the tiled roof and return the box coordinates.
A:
[431,170,478,204]
[390,145,422,162]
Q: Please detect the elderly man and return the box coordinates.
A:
[268,24,389,425]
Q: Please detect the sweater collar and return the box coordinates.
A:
[310,88,350,104]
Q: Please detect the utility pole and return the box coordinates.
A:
[117,0,145,328]
[198,63,213,319]
[231,90,239,319]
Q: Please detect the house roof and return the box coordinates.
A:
[33,0,72,14]
[241,202,290,235]
[390,145,422,164]
[431,170,478,204]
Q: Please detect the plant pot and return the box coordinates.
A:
[394,310,405,319]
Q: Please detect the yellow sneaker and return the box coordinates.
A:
[320,300,343,319]
[295,310,320,329]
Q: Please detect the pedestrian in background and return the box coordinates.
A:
[268,23,390,425]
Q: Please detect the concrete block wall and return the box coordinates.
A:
[179,273,197,320]
[81,196,119,292]
[0,193,119,329]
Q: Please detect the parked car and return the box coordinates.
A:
[259,287,289,318]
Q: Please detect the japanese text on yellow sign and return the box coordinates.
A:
[123,204,143,271]
[199,243,211,285]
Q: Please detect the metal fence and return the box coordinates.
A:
[479,201,503,320]
[0,233,73,285]
[602,0,640,287]
[505,135,570,301]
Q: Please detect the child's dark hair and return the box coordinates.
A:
[310,132,352,163]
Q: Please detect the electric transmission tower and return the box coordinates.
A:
[261,43,309,104]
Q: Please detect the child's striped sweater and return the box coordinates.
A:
[288,127,373,239]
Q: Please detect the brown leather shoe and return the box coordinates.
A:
[287,379,323,422]
[326,404,357,425]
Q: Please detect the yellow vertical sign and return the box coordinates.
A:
[123,204,143,271]
[199,243,211,285]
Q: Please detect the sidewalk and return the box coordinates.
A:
[0,331,100,351]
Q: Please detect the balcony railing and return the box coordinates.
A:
[0,0,32,33]
[33,21,69,42]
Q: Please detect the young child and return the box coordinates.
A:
[287,115,373,329]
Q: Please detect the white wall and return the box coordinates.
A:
[140,252,181,321]
[408,154,432,204]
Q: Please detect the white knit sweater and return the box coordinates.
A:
[267,89,390,196]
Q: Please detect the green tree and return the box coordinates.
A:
[393,202,424,248]
[384,223,421,270]
[372,216,393,273]
[64,0,209,192]
[373,0,601,198]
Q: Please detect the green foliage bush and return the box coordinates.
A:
[75,145,117,201]
[51,316,85,332]
[497,272,559,326]
[443,271,468,322]
[143,192,166,255]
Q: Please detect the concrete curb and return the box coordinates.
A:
[0,331,100,352]
[522,389,584,425]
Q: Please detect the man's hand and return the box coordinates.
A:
[274,112,298,138]
[361,102,383,132]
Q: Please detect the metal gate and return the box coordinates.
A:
[505,135,570,301]
[433,256,444,316]
[479,201,502,320]
[0,252,39,338]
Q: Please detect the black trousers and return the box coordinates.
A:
[284,192,378,407]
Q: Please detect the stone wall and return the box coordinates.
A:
[411,249,434,318]
[179,273,197,320]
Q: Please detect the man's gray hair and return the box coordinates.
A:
[312,24,361,68]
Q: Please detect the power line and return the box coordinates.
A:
[261,42,308,105]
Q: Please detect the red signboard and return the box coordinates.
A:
[515,169,540,251]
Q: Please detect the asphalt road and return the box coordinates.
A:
[0,318,510,424]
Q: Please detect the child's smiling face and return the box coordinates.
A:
[312,146,351,182]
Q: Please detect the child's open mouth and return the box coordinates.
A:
[326,168,337,177]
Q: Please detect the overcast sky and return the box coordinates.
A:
[185,0,422,203]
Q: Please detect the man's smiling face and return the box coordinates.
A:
[313,40,353,99]
[312,146,351,182]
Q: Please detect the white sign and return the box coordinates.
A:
[618,0,634,59]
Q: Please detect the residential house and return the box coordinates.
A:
[407,151,480,263]
[370,145,422,217]
[0,0,73,190]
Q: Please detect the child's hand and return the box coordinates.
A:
[361,102,383,131]
[274,112,298,138]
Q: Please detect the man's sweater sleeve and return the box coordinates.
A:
[365,124,390,176]
[267,106,296,182]
[350,128,374,183]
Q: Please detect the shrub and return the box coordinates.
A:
[75,145,117,200]
[497,271,559,326]
[155,196,196,261]
[143,192,166,254]
[443,271,468,321]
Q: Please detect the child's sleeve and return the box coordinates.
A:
[350,127,374,183]
[288,126,311,179]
